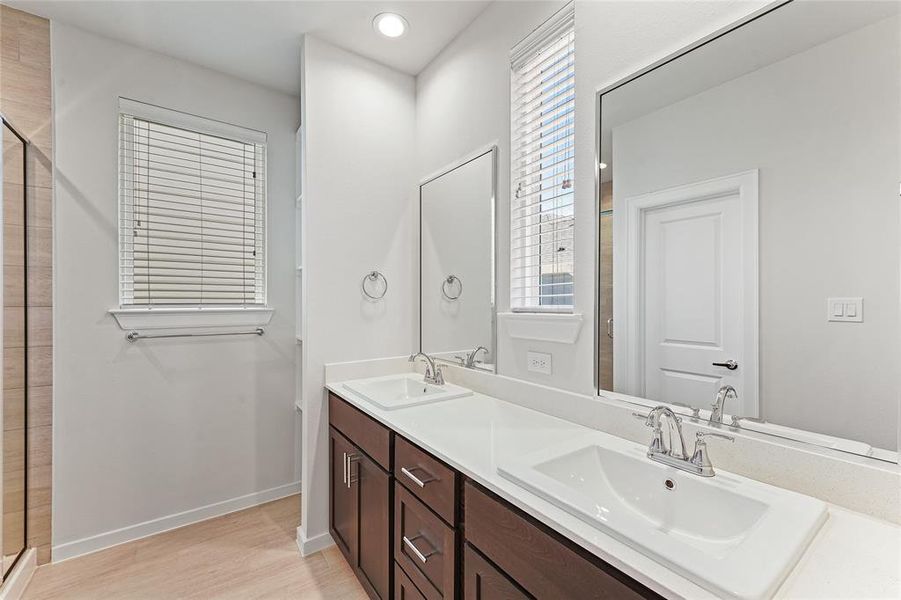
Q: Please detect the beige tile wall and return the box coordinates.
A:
[0,5,53,565]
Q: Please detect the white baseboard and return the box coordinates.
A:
[53,481,301,563]
[0,548,36,600]
[296,525,334,556]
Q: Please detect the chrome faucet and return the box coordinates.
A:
[464,346,488,368]
[408,352,444,385]
[642,406,689,459]
[710,385,738,424]
[636,405,734,477]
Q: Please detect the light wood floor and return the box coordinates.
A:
[24,495,368,599]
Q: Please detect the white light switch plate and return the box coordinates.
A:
[827,297,863,322]
[527,351,552,375]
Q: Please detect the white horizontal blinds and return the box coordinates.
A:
[510,6,575,311]
[119,114,266,307]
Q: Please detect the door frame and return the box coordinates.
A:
[613,169,759,416]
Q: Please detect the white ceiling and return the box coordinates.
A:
[599,0,900,180]
[7,0,491,95]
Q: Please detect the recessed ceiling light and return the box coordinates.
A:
[599,162,608,169]
[373,13,408,38]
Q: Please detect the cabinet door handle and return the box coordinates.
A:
[342,452,347,485]
[400,467,436,488]
[346,454,359,489]
[402,534,436,563]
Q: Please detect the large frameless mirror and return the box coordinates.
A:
[597,0,899,462]
[420,147,497,371]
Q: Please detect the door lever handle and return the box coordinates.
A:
[712,360,739,371]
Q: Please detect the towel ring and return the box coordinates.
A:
[361,270,388,300]
[441,275,463,301]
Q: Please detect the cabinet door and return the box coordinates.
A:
[464,544,531,600]
[330,427,358,563]
[356,453,391,599]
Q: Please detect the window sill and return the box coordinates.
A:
[109,307,274,330]
[498,312,583,344]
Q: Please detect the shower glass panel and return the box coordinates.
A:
[2,120,27,578]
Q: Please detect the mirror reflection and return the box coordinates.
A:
[420,148,496,370]
[598,0,899,461]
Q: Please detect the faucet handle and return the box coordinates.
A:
[730,415,766,428]
[671,402,701,420]
[632,412,651,425]
[690,431,733,475]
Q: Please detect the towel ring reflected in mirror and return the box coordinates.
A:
[441,275,463,301]
[361,270,388,300]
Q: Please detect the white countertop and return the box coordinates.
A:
[326,380,901,600]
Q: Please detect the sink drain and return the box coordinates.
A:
[663,479,676,491]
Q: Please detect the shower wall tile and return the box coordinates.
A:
[3,388,23,431]
[26,307,52,347]
[2,348,24,390]
[26,225,52,268]
[3,306,24,348]
[0,4,53,564]
[26,345,52,388]
[26,385,51,429]
[26,185,52,228]
[26,266,51,307]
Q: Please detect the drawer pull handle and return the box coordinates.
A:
[401,466,436,488]
[346,454,359,489]
[402,535,436,564]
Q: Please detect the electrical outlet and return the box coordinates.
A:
[527,351,552,375]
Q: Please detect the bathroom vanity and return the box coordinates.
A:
[324,363,901,600]
[327,391,661,600]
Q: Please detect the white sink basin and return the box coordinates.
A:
[499,435,827,600]
[342,373,472,410]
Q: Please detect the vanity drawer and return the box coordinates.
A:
[395,561,436,600]
[395,435,458,525]
[328,393,391,470]
[464,543,530,600]
[463,482,661,600]
[395,483,457,599]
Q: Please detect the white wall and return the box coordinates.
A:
[416,1,579,388]
[52,23,300,553]
[299,36,416,550]
[612,17,899,449]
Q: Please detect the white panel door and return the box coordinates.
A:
[616,171,758,416]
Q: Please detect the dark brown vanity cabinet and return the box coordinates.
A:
[328,392,662,600]
[329,395,392,600]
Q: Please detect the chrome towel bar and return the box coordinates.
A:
[126,327,264,342]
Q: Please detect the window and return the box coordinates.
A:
[510,6,575,312]
[118,100,266,309]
